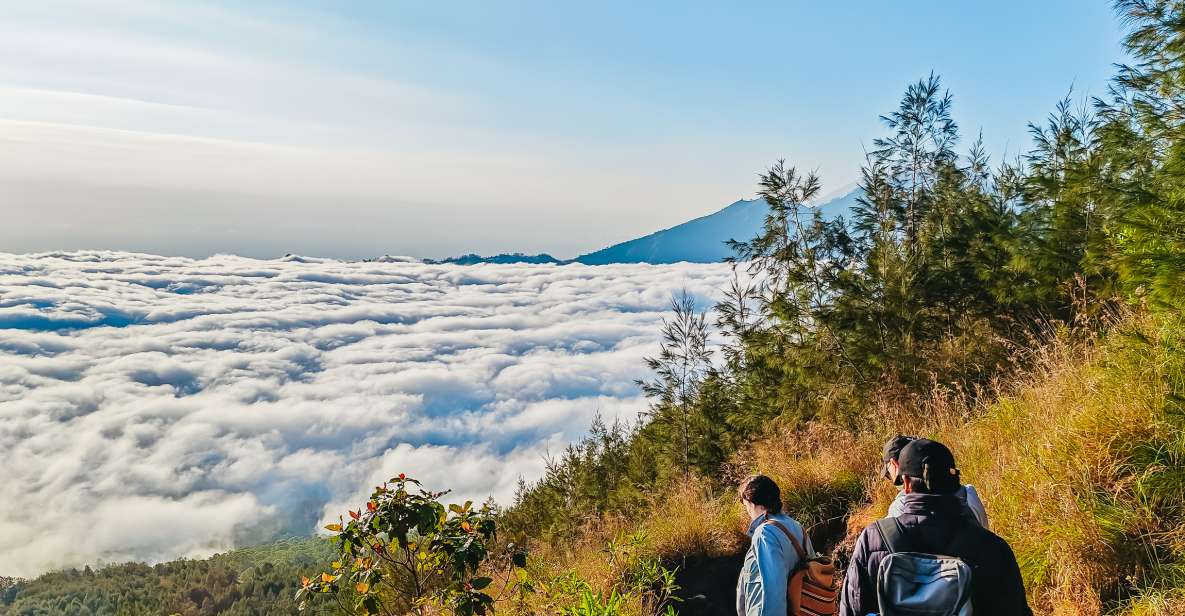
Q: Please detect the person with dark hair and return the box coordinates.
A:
[736,474,813,616]
[881,435,989,529]
[840,439,1032,616]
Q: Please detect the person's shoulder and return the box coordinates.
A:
[852,518,890,554]
[773,512,805,531]
[954,521,1014,558]
[751,516,779,539]
[961,519,1003,543]
[758,514,800,540]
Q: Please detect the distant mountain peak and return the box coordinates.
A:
[420,188,863,267]
[573,188,861,265]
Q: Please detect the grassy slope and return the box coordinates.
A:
[532,313,1185,616]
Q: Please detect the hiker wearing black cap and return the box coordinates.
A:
[840,439,1031,616]
[881,435,989,529]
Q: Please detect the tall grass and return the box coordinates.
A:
[953,315,1182,614]
[840,313,1185,614]
[520,313,1185,615]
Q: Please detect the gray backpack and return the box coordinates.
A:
[874,518,974,616]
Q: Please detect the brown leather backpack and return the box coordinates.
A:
[763,519,841,616]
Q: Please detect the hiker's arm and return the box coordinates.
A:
[997,540,1033,616]
[838,529,875,616]
[742,527,788,616]
[963,485,990,530]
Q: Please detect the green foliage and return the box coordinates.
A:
[514,533,679,616]
[508,5,1185,601]
[0,538,334,616]
[637,290,714,476]
[500,411,706,545]
[298,475,524,616]
[1100,1,1185,311]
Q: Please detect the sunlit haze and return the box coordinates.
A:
[0,1,1123,259]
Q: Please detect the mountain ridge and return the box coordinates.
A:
[427,188,862,266]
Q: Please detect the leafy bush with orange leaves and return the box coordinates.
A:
[297,474,526,616]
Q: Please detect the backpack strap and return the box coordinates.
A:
[762,519,808,562]
[873,517,908,554]
[876,516,979,559]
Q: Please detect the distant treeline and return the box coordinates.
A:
[0,539,332,616]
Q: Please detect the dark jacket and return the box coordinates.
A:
[839,492,1032,616]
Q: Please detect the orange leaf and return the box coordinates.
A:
[301,576,311,588]
[462,521,473,533]
[321,572,334,583]
[324,523,342,532]
[355,582,370,593]
[349,510,360,520]
[367,501,376,512]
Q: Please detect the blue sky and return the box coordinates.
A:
[0,1,1124,259]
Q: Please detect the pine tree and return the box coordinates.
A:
[872,72,959,247]
[1097,0,1185,310]
[638,290,712,476]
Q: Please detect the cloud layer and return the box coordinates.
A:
[0,251,732,576]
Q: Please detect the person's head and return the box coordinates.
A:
[881,435,916,485]
[738,474,782,521]
[897,438,961,495]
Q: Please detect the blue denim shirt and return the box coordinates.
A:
[736,512,813,616]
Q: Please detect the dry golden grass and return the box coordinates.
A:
[843,314,1185,615]
[636,477,745,560]
[513,314,1185,615]
[736,422,876,550]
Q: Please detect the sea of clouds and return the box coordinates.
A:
[0,251,733,577]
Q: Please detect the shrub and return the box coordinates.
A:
[512,532,679,616]
[298,475,526,616]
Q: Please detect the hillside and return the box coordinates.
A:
[512,311,1185,615]
[0,538,333,616]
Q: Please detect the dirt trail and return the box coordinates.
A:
[670,553,743,616]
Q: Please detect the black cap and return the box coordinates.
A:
[880,435,916,481]
[897,438,960,493]
[882,435,916,463]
